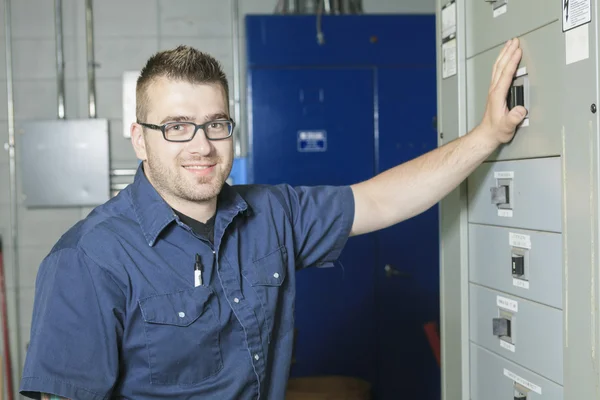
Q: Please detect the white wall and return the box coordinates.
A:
[0,0,434,397]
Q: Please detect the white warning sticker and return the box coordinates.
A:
[565,23,590,65]
[563,0,591,32]
[497,295,518,313]
[442,39,457,79]
[498,209,513,218]
[504,368,543,395]
[441,1,456,39]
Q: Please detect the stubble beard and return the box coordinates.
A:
[146,155,232,203]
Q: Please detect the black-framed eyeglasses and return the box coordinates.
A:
[137,119,235,142]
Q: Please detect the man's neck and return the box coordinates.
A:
[168,197,217,223]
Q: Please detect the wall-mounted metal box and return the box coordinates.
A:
[17,119,110,208]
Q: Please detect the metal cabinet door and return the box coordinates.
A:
[374,66,440,399]
[249,67,378,381]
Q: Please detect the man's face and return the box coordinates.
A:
[132,77,233,204]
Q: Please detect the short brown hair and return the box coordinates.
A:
[136,45,229,122]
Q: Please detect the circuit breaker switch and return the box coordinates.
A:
[491,185,509,205]
[512,254,525,276]
[507,85,525,110]
[493,317,511,337]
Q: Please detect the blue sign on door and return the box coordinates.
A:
[297,130,327,152]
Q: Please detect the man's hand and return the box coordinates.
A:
[479,38,528,146]
[349,38,526,236]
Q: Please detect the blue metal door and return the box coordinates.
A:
[249,67,378,382]
[374,66,440,399]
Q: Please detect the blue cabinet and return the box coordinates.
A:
[246,15,439,399]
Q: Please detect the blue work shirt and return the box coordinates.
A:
[20,165,355,399]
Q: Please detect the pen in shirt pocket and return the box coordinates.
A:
[194,254,203,287]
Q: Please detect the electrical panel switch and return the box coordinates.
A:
[493,317,511,337]
[512,254,525,276]
[491,185,509,205]
[507,85,525,110]
[514,391,527,400]
[490,175,514,212]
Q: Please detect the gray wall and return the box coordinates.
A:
[0,0,435,397]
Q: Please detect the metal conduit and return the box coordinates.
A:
[55,0,66,119]
[4,0,21,394]
[231,0,242,157]
[85,0,97,118]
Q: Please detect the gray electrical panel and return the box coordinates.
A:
[437,0,599,399]
[17,119,110,208]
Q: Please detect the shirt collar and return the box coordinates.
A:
[128,164,249,246]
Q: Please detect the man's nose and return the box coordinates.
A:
[185,128,212,156]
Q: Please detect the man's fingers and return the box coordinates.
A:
[494,47,522,100]
[506,105,527,127]
[491,39,519,90]
[491,39,513,86]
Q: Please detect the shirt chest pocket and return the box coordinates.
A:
[138,287,223,386]
[243,246,291,336]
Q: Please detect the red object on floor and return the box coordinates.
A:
[423,321,441,367]
[0,238,15,400]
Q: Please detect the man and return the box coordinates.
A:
[20,39,526,399]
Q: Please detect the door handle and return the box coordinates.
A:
[384,264,411,278]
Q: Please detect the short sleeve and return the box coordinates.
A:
[20,247,124,400]
[283,185,355,269]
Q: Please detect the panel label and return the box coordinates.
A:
[565,23,590,65]
[497,295,518,312]
[509,232,531,249]
[500,339,516,352]
[513,278,530,289]
[493,4,507,18]
[503,368,543,394]
[442,39,457,79]
[498,209,513,218]
[441,1,456,39]
[494,171,514,179]
[562,0,591,32]
[297,130,327,152]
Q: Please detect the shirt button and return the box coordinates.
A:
[273,273,280,279]
[254,354,260,361]
[234,298,240,303]
[178,312,185,318]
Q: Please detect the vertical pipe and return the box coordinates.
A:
[293,0,301,13]
[85,0,96,118]
[331,0,341,14]
[55,0,66,119]
[231,0,242,157]
[351,0,363,13]
[4,0,22,391]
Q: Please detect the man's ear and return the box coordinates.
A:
[131,123,148,161]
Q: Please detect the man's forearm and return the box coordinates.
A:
[351,125,498,235]
[349,38,525,237]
